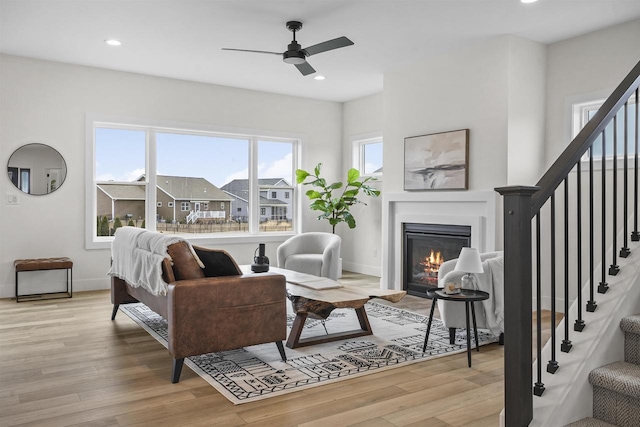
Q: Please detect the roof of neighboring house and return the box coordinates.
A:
[97,183,146,200]
[221,178,291,194]
[223,190,288,207]
[156,175,233,202]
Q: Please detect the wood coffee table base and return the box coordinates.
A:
[286,306,373,349]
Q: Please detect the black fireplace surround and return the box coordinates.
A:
[402,223,471,297]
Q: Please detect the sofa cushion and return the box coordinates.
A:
[193,246,241,277]
[166,241,205,281]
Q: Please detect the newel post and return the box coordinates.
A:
[495,185,539,427]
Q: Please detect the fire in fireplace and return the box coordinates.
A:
[403,223,471,297]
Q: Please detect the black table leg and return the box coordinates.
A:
[422,297,437,352]
[470,301,480,352]
[465,301,472,367]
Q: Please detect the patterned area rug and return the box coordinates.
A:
[120,301,498,404]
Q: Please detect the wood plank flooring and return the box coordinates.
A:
[0,272,555,427]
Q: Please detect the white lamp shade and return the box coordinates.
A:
[454,247,484,273]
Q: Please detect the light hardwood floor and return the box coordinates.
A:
[0,273,512,427]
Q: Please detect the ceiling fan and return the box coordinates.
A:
[222,21,354,76]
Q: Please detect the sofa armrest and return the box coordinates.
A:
[166,272,287,359]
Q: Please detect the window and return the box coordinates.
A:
[353,133,383,176]
[574,96,638,158]
[271,191,277,198]
[284,192,290,199]
[260,208,266,215]
[87,115,299,247]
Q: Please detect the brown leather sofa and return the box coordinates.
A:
[111,241,287,383]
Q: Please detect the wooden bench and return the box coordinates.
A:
[14,257,73,302]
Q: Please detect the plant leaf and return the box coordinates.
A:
[314,163,322,177]
[306,190,322,199]
[328,182,343,190]
[296,169,310,183]
[347,168,360,183]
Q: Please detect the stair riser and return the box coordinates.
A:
[593,386,640,427]
[624,331,640,365]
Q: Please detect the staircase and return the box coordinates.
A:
[567,314,640,426]
[497,57,640,426]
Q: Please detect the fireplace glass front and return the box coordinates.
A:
[403,223,471,297]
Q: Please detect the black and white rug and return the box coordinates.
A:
[121,301,498,404]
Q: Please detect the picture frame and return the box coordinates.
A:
[404,129,469,190]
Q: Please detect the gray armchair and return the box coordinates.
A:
[277,232,342,280]
[437,251,504,344]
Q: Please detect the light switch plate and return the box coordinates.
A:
[6,193,18,205]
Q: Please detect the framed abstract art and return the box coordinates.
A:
[404,129,469,190]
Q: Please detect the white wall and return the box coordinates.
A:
[0,54,343,298]
[507,37,547,186]
[341,93,384,275]
[383,36,512,196]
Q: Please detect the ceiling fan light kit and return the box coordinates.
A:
[222,20,353,76]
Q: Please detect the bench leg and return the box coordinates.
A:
[111,304,120,320]
[275,341,287,362]
[171,358,184,383]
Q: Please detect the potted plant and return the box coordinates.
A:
[296,163,381,234]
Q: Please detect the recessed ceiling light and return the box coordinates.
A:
[521,0,538,3]
[105,39,122,46]
[314,75,326,81]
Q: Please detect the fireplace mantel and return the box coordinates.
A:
[381,190,499,290]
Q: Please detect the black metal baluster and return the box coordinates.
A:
[599,130,609,294]
[621,101,631,257]
[548,195,559,373]
[587,147,597,312]
[562,179,572,353]
[534,214,545,396]
[575,162,585,331]
[610,115,620,275]
[634,88,640,242]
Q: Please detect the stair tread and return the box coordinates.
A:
[589,361,640,399]
[620,314,640,335]
[565,417,618,427]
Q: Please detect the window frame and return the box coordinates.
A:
[573,95,638,168]
[85,114,302,249]
[351,132,383,178]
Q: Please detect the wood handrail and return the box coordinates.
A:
[531,59,640,214]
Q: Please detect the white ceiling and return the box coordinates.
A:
[2,0,640,103]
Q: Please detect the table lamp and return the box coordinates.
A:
[453,247,483,292]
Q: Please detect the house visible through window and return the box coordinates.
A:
[88,116,299,247]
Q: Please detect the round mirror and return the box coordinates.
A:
[7,143,67,195]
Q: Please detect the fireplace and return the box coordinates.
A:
[402,223,471,297]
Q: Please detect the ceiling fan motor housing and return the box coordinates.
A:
[283,41,307,64]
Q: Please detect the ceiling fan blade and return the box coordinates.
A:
[303,36,354,56]
[295,61,316,76]
[221,48,281,56]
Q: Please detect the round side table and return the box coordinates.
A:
[423,287,490,367]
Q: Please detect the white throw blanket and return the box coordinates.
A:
[107,227,202,296]
[473,256,504,336]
